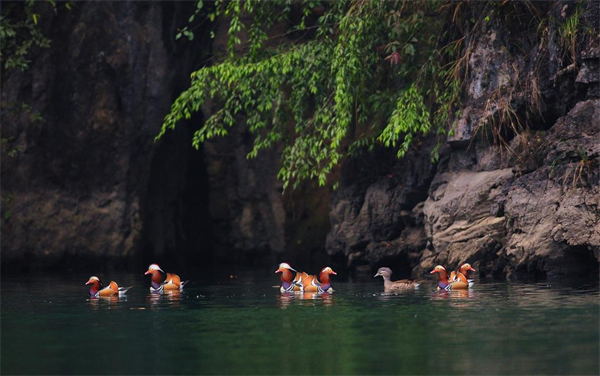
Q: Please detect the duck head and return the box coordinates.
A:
[374,267,393,280]
[459,263,475,275]
[145,264,165,286]
[86,276,103,296]
[430,265,448,276]
[275,263,297,282]
[430,265,449,286]
[319,267,337,284]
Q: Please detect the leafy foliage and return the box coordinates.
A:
[0,0,57,71]
[159,0,464,190]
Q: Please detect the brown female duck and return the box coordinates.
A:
[374,267,421,291]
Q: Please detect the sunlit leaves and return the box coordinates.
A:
[379,84,431,158]
[0,0,52,71]
[159,0,463,191]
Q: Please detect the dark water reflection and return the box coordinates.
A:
[1,274,598,375]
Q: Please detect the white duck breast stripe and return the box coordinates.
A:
[150,285,164,292]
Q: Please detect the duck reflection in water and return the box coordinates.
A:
[87,295,124,309]
[147,290,182,307]
[277,292,295,309]
[376,289,419,302]
[277,292,334,309]
[432,289,475,301]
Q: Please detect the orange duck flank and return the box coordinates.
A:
[445,263,475,290]
[300,267,337,293]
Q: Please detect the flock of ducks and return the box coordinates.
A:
[85,262,476,297]
[85,264,185,298]
[276,262,476,293]
[275,263,337,293]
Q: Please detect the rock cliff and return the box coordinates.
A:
[1,1,211,270]
[327,1,599,279]
[2,1,598,279]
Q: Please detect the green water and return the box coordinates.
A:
[1,273,598,375]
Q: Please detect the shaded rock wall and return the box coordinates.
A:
[1,1,211,271]
[1,2,330,273]
[326,141,437,277]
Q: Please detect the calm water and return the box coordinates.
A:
[1,273,598,375]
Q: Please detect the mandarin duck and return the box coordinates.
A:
[457,263,476,282]
[374,267,421,291]
[86,276,132,298]
[144,264,188,293]
[430,265,450,290]
[431,263,473,291]
[275,263,301,292]
[449,263,475,288]
[297,267,337,293]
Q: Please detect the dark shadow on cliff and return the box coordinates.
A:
[142,111,214,275]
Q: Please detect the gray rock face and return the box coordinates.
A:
[420,99,600,279]
[421,169,513,271]
[502,100,600,278]
[326,2,599,279]
[326,142,436,276]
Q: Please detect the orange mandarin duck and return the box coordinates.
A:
[430,265,451,290]
[374,267,421,291]
[431,263,474,291]
[144,264,188,293]
[86,276,132,298]
[449,263,475,288]
[298,267,337,293]
[457,263,476,282]
[275,263,301,292]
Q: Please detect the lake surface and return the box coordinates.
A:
[1,273,598,375]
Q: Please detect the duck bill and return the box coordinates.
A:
[85,281,91,285]
[373,273,380,278]
[330,270,337,275]
[275,268,281,274]
[430,270,437,274]
[470,267,476,272]
[144,270,152,275]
